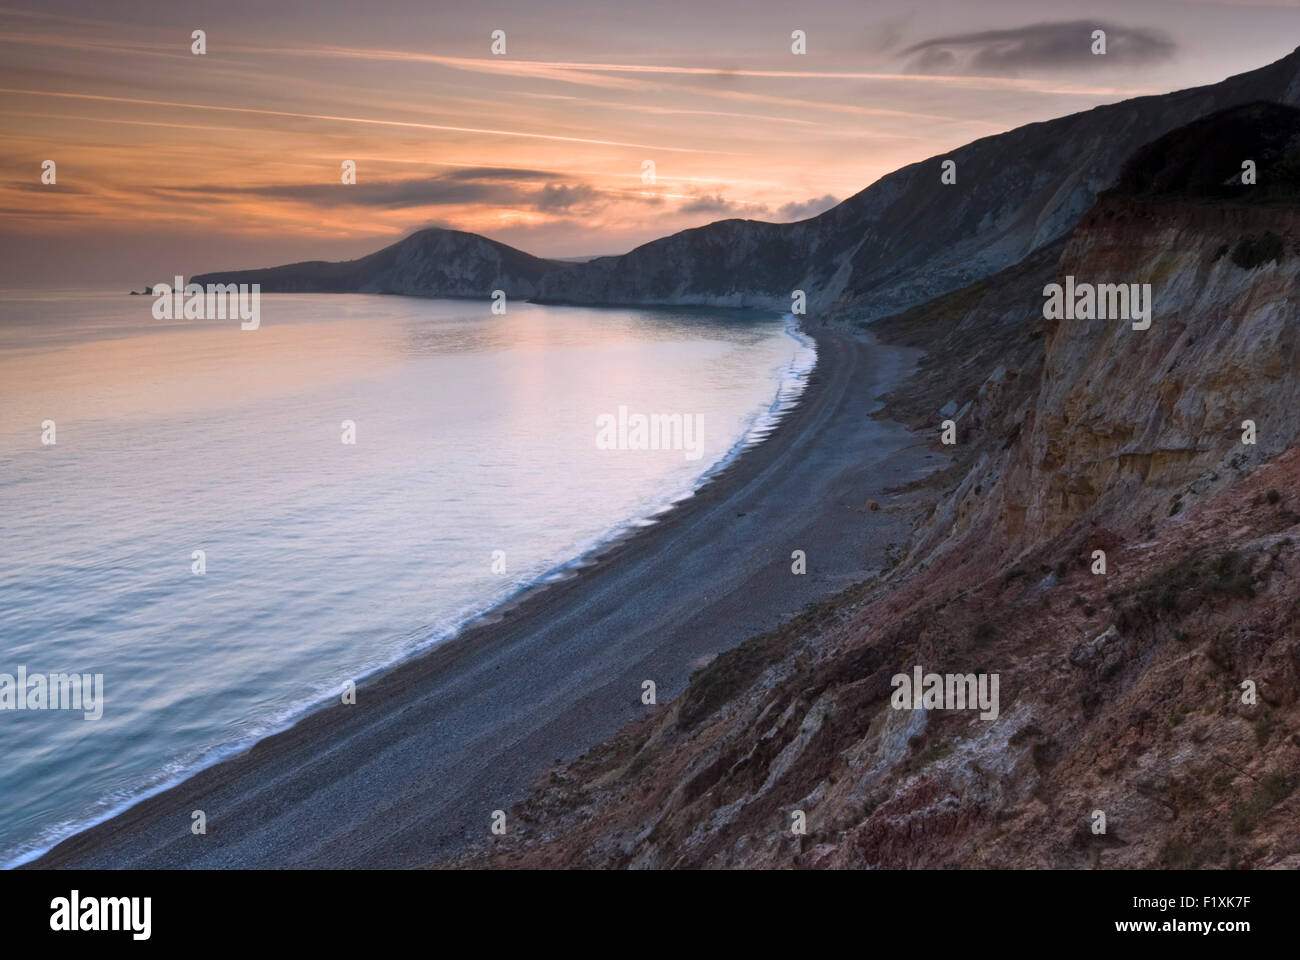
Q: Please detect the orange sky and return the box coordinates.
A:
[2,0,1299,287]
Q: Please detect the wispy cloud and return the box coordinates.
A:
[0,87,728,153]
[246,43,1158,97]
[901,20,1177,76]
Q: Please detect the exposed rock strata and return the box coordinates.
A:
[442,106,1300,870]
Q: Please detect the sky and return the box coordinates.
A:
[2,0,1299,288]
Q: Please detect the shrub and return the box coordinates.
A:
[1230,231,1285,269]
[1230,772,1295,836]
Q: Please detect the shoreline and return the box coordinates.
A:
[3,308,813,869]
[27,318,939,869]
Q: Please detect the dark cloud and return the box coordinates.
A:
[901,20,1176,76]
[154,174,831,225]
[861,12,915,55]
[678,193,840,222]
[532,182,601,212]
[439,166,556,181]
[775,194,839,221]
[678,193,746,215]
[13,182,91,195]
[156,169,605,213]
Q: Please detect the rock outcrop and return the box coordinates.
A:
[442,103,1300,870]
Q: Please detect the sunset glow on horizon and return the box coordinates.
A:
[3,0,1298,287]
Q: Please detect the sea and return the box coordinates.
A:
[0,290,814,865]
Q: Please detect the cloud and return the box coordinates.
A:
[531,183,602,212]
[12,181,91,195]
[678,194,748,216]
[232,45,1135,96]
[157,171,612,215]
[900,20,1177,76]
[775,194,839,221]
[234,177,513,208]
[677,193,841,221]
[0,87,720,153]
[440,167,556,181]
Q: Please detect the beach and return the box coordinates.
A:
[29,320,938,869]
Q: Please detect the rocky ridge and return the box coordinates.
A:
[197,50,1300,322]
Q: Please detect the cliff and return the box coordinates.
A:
[443,104,1300,870]
[196,49,1300,319]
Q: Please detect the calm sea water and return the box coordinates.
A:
[0,291,814,865]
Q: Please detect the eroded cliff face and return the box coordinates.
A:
[1032,200,1298,531]
[920,197,1300,576]
[447,453,1300,870]
[443,180,1300,871]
